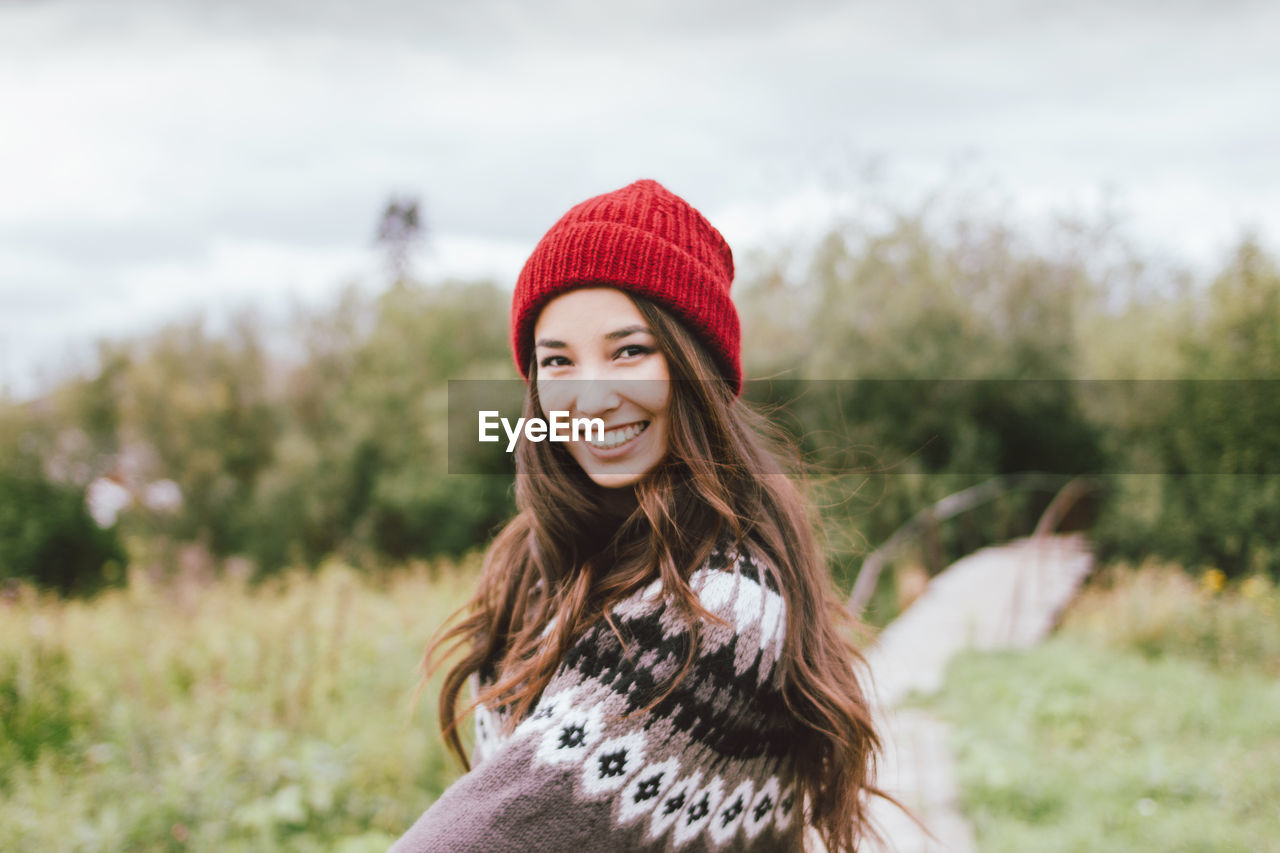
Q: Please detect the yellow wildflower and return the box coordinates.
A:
[1201,568,1226,594]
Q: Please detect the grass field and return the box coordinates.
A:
[923,562,1280,852]
[0,559,477,852]
[3,555,1276,851]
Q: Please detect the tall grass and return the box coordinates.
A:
[1062,559,1280,675]
[0,559,477,852]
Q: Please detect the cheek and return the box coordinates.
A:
[536,380,569,414]
[650,388,672,420]
[624,380,670,420]
[639,357,671,415]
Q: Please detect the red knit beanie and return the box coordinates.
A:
[511,179,742,394]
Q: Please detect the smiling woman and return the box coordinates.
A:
[391,180,898,852]
[534,287,672,488]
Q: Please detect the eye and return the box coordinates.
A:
[615,344,653,360]
[539,355,571,368]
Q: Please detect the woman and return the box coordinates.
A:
[391,180,889,852]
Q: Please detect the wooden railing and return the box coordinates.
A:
[846,474,1098,614]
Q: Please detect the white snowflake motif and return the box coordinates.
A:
[473,703,502,764]
[535,703,603,766]
[708,778,754,846]
[618,756,681,826]
[774,781,797,832]
[742,776,780,840]
[696,568,737,612]
[647,769,703,841]
[673,774,726,848]
[581,729,647,797]
[515,685,580,738]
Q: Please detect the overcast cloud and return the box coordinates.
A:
[2,0,1278,396]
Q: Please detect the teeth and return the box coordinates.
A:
[588,421,648,449]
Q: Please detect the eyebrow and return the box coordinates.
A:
[534,325,652,348]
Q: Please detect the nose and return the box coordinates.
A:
[570,377,622,418]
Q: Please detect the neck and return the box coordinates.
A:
[597,485,639,517]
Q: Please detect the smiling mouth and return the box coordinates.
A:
[586,421,650,450]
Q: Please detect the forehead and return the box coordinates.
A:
[533,287,646,339]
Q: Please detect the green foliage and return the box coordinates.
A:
[241,280,515,571]
[113,314,281,554]
[1,277,517,589]
[738,208,1107,577]
[740,212,1280,583]
[0,443,125,595]
[1060,560,1280,675]
[0,641,87,770]
[0,559,476,851]
[1092,239,1280,576]
[3,192,1279,592]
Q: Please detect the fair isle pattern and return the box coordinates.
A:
[390,543,803,853]
[514,543,795,850]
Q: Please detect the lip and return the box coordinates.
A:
[596,420,646,432]
[580,420,650,460]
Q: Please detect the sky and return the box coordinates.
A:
[2,0,1278,398]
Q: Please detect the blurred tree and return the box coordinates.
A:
[0,416,124,594]
[738,208,1107,577]
[111,312,281,557]
[375,195,424,283]
[11,184,1275,592]
[244,277,515,571]
[1150,238,1280,576]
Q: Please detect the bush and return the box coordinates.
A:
[1061,559,1280,675]
[0,454,124,595]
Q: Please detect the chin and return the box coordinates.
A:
[588,471,644,489]
[570,448,664,490]
[576,458,651,489]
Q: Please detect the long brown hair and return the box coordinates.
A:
[423,292,897,851]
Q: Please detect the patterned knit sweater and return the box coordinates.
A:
[388,542,804,852]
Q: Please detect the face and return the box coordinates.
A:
[533,287,672,489]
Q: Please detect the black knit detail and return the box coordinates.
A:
[557,724,586,750]
[598,750,628,777]
[635,775,664,801]
[687,794,710,822]
[559,565,796,760]
[721,797,744,826]
[709,536,780,594]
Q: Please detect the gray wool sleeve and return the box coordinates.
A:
[389,543,805,853]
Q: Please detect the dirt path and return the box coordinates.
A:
[856,534,1095,852]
